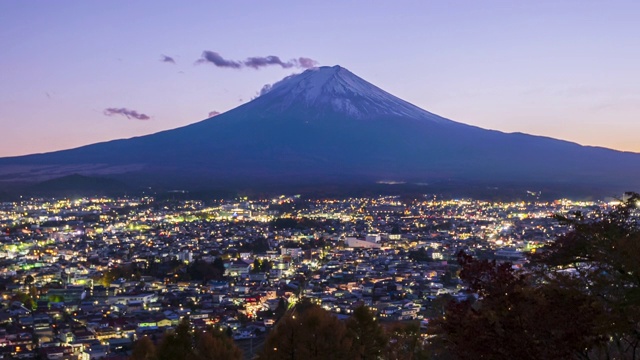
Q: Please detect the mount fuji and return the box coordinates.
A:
[1,65,639,196]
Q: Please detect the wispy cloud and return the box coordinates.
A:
[244,55,294,69]
[196,51,318,70]
[257,84,273,97]
[295,57,318,69]
[103,107,150,120]
[161,54,176,64]
[208,111,221,117]
[196,51,242,68]
[253,73,298,99]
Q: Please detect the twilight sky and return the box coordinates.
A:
[1,0,639,157]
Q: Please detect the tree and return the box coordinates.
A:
[274,297,287,320]
[425,293,454,319]
[427,196,640,359]
[130,336,156,360]
[157,318,195,360]
[24,275,38,300]
[144,319,242,360]
[530,192,640,358]
[24,274,34,286]
[194,329,242,360]
[385,322,428,360]
[13,291,35,310]
[259,305,352,360]
[345,305,386,360]
[427,251,604,360]
[252,259,261,273]
[262,260,273,272]
[212,257,226,279]
[186,259,224,281]
[251,258,272,273]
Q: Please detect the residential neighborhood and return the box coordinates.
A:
[0,195,608,358]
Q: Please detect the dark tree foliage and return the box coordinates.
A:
[270,217,320,230]
[194,328,242,360]
[130,336,156,360]
[157,318,194,360]
[385,322,429,360]
[429,193,640,359]
[274,298,287,321]
[258,304,352,360]
[131,319,242,360]
[346,305,387,360]
[238,236,271,253]
[252,259,273,273]
[428,252,604,360]
[531,192,640,358]
[212,257,226,276]
[99,263,142,285]
[408,248,433,262]
[260,304,432,360]
[186,258,225,281]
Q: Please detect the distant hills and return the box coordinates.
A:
[1,65,638,199]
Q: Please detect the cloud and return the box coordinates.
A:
[253,73,298,99]
[196,51,242,68]
[244,55,294,69]
[103,107,150,120]
[295,57,318,69]
[161,54,176,64]
[196,51,318,70]
[208,111,220,117]
[257,84,273,97]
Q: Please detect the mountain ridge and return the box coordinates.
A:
[1,65,639,197]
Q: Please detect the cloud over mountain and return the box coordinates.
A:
[196,51,317,70]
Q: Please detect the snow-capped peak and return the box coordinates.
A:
[255,65,452,123]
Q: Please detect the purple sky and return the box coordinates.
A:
[1,0,639,157]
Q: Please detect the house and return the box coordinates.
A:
[226,260,252,277]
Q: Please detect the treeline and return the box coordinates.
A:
[98,257,226,286]
[260,303,427,360]
[129,319,241,360]
[129,303,428,360]
[427,192,640,359]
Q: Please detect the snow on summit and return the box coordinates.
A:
[256,65,453,123]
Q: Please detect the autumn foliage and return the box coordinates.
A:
[129,318,242,360]
[428,193,640,359]
[258,302,427,360]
